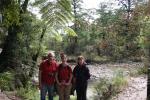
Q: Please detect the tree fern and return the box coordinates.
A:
[34,0,73,29]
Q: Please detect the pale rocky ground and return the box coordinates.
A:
[112,76,147,100]
[0,92,10,100]
[86,62,147,100]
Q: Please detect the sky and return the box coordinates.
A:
[82,0,102,9]
[29,0,120,19]
[82,0,116,9]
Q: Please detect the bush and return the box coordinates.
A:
[0,72,14,91]
[95,78,112,100]
[16,83,40,100]
[17,87,39,100]
[129,66,147,77]
[137,66,147,75]
[16,83,77,100]
[95,69,128,100]
[112,69,128,91]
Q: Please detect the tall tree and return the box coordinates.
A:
[0,0,73,88]
[0,0,29,72]
[66,0,82,54]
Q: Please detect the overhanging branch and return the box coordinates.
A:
[21,0,29,12]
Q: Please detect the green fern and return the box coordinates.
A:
[34,0,73,27]
[33,0,77,40]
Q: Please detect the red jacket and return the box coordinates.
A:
[39,60,57,85]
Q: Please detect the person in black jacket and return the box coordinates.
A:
[73,56,90,100]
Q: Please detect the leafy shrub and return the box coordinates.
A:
[95,78,112,100]
[16,83,76,100]
[137,66,147,75]
[95,69,128,100]
[16,83,40,100]
[0,72,14,91]
[129,66,147,77]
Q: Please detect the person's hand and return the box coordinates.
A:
[64,82,70,86]
[58,82,62,86]
[48,73,54,77]
[38,84,42,90]
[61,81,66,85]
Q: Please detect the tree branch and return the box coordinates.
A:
[21,0,29,12]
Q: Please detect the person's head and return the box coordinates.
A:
[77,56,84,65]
[47,52,54,62]
[60,53,67,63]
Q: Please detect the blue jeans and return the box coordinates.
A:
[40,84,54,100]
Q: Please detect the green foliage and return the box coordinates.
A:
[34,0,73,27]
[95,78,112,100]
[65,27,77,37]
[112,69,128,90]
[95,69,128,100]
[33,0,76,54]
[17,85,40,100]
[2,1,20,27]
[137,66,148,75]
[16,84,76,100]
[139,16,150,48]
[52,32,63,42]
[0,72,14,91]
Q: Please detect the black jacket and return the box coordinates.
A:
[73,64,90,86]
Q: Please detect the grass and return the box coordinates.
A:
[16,86,40,100]
[16,86,76,100]
[129,66,147,77]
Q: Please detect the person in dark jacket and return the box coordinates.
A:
[73,56,90,100]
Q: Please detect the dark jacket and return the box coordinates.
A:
[73,64,90,86]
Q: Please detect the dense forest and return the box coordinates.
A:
[0,0,150,100]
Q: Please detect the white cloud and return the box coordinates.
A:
[82,0,120,9]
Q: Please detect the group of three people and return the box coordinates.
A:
[39,52,90,100]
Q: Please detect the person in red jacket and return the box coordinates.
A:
[56,53,73,100]
[39,52,57,100]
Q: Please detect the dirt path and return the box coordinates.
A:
[0,91,10,100]
[0,91,21,100]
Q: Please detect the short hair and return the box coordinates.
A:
[77,56,84,60]
[60,53,67,59]
[48,52,54,57]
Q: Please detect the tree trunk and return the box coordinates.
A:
[69,0,79,54]
[29,27,47,77]
[0,25,21,72]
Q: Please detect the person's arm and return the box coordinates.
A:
[55,69,61,85]
[86,67,90,80]
[68,72,73,84]
[66,66,73,85]
[73,66,77,83]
